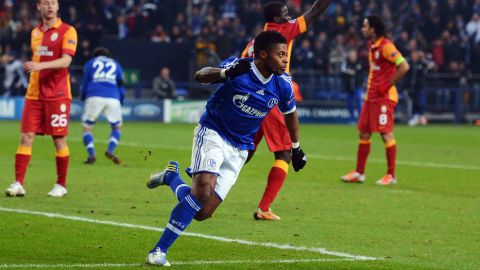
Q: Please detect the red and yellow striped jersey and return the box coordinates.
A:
[241,16,307,74]
[26,19,77,101]
[365,37,405,103]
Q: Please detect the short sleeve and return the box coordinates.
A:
[217,56,239,69]
[268,16,307,42]
[277,74,296,114]
[382,43,405,66]
[62,27,77,56]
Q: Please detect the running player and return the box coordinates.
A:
[144,31,307,266]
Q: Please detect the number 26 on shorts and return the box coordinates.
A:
[51,114,68,127]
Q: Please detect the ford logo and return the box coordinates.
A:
[133,104,161,117]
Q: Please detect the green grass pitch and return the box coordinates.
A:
[0,120,479,269]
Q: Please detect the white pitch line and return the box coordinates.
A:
[69,137,480,171]
[0,258,362,268]
[0,207,379,261]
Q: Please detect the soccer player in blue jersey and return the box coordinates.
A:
[80,47,125,165]
[144,31,307,266]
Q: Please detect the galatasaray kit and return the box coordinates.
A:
[358,37,405,133]
[242,16,306,152]
[21,19,77,136]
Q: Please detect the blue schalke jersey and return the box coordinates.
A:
[199,57,296,150]
[81,56,125,101]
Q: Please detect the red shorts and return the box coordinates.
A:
[21,99,71,136]
[358,100,396,133]
[253,106,291,152]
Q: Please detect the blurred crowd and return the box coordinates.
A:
[1,0,479,89]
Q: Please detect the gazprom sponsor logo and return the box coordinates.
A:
[133,104,161,117]
[232,93,267,117]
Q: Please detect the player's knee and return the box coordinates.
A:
[192,186,213,204]
[194,210,213,221]
[192,175,216,203]
[20,133,34,146]
[359,132,371,140]
[274,150,291,163]
[110,122,121,130]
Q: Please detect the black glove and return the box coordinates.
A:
[291,146,307,172]
[224,58,251,79]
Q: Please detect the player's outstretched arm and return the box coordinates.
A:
[284,111,307,172]
[195,58,251,84]
[303,0,332,26]
[195,67,225,84]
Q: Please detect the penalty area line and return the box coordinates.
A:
[0,258,365,268]
[0,207,380,261]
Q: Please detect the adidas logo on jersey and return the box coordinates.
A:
[256,89,265,95]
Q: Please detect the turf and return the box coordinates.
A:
[0,121,479,269]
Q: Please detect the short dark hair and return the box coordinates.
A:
[93,47,110,57]
[264,2,284,22]
[366,15,386,37]
[253,31,287,58]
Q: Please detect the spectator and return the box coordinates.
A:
[151,24,171,43]
[466,13,480,44]
[116,14,129,40]
[406,50,436,126]
[152,67,176,100]
[2,50,27,96]
[340,50,364,123]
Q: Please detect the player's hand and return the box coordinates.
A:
[224,58,251,79]
[23,61,42,73]
[291,146,307,172]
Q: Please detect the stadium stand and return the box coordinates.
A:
[1,0,479,122]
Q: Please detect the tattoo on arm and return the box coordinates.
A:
[195,67,225,84]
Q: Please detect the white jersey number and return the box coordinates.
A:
[51,114,68,127]
[379,114,388,125]
[92,60,117,83]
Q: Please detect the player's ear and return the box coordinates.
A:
[258,50,267,59]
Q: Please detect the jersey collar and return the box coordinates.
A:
[251,61,273,84]
[371,36,384,49]
[38,18,62,31]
